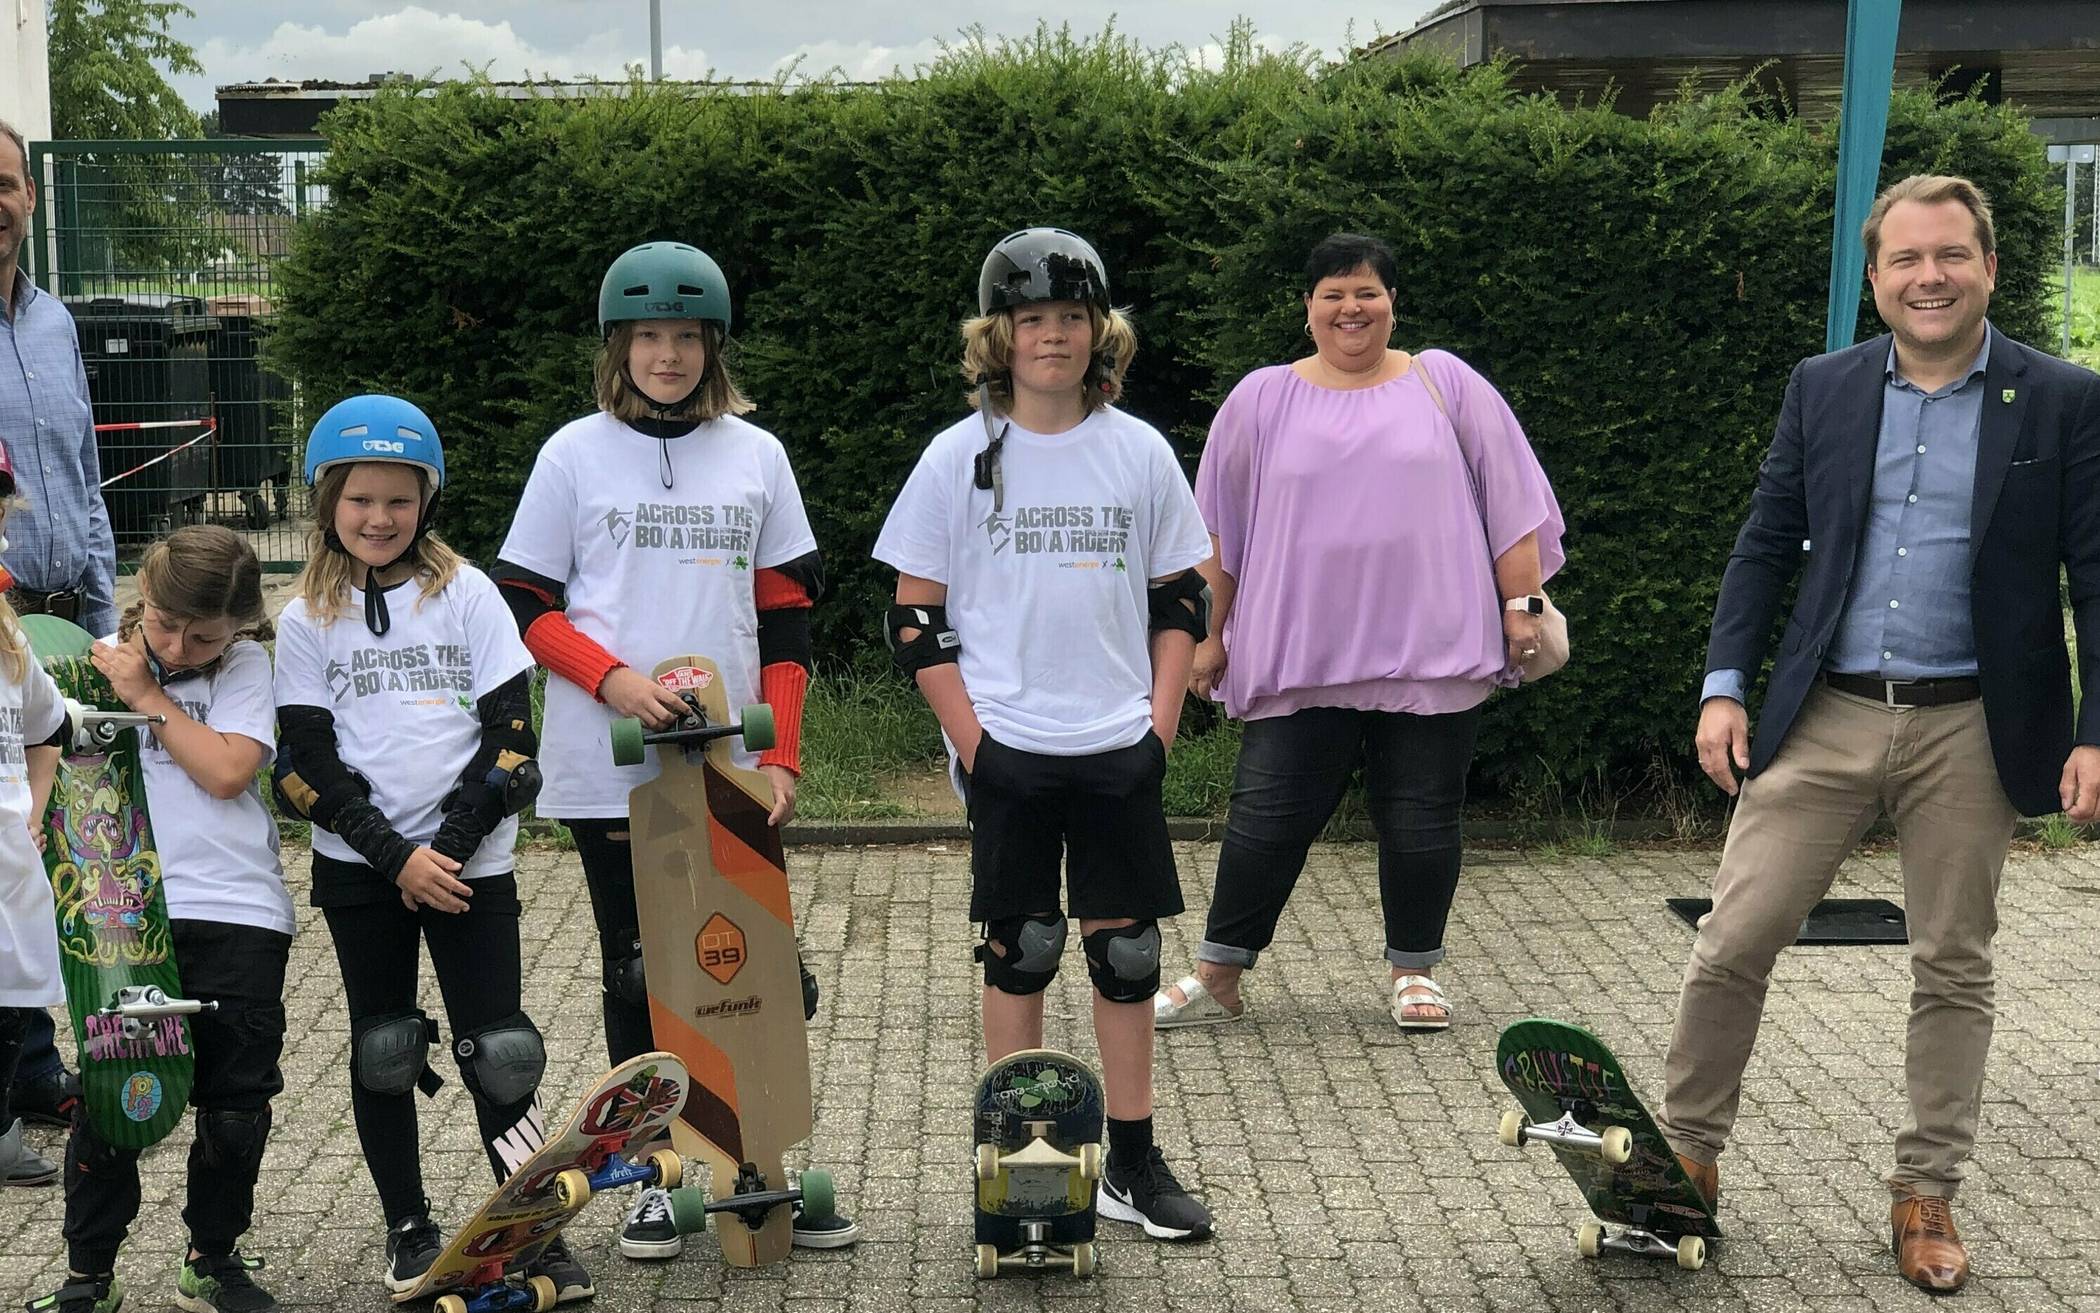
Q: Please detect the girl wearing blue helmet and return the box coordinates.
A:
[271,396,587,1300]
[492,242,856,1257]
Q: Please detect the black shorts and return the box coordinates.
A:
[963,730,1183,923]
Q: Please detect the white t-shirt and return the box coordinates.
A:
[872,406,1211,756]
[0,629,67,1007]
[274,568,535,879]
[108,636,292,935]
[498,411,819,818]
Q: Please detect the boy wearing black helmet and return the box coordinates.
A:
[493,242,856,1260]
[875,228,1215,1242]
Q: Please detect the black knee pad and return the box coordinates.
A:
[352,1009,441,1097]
[604,940,648,1008]
[454,1012,546,1110]
[976,914,1068,995]
[195,1106,272,1176]
[1083,921,1163,1003]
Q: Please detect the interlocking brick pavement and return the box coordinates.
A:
[5,839,2098,1311]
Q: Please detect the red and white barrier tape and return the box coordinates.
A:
[97,417,218,489]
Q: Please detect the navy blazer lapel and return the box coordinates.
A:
[1970,335,2030,558]
[1835,338,1889,549]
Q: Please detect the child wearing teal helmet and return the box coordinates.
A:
[271,396,588,1300]
[492,242,858,1258]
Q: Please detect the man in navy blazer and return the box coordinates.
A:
[1662,174,2100,1294]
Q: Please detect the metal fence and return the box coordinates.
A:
[24,139,328,570]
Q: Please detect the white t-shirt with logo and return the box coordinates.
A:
[499,411,819,818]
[0,630,67,1006]
[274,569,535,879]
[872,406,1211,756]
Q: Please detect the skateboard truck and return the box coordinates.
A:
[63,701,166,753]
[100,985,217,1042]
[1498,1107,1634,1165]
[608,695,775,767]
[665,1162,838,1238]
[1578,1220,1708,1270]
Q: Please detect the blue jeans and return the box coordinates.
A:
[1197,704,1481,972]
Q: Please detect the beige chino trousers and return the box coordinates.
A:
[1658,683,2019,1198]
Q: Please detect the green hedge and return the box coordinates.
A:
[269,26,2060,790]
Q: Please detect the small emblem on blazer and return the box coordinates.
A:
[2002,389,2016,403]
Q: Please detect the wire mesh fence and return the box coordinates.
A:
[24,139,328,570]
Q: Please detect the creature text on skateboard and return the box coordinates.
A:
[24,614,211,1151]
[972,1048,1104,1278]
[1495,1018,1720,1269]
[397,1052,689,1312]
[610,654,837,1266]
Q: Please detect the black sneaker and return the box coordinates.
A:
[619,1186,682,1260]
[24,1274,122,1313]
[790,1200,860,1249]
[515,1235,592,1304]
[1097,1147,1213,1241]
[11,1068,80,1128]
[175,1251,276,1313]
[383,1212,443,1293]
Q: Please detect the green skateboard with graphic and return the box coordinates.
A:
[24,614,208,1150]
[972,1048,1104,1278]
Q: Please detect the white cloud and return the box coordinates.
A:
[769,38,947,83]
[195,6,704,87]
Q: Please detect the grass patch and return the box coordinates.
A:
[795,665,944,821]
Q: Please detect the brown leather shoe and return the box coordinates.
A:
[1675,1153,1719,1208]
[1891,1195,1969,1293]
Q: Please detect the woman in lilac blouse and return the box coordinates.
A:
[1154,233,1565,1032]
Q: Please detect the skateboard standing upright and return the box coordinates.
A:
[24,614,210,1151]
[1494,1017,1720,1269]
[609,654,837,1266]
[972,1048,1104,1278]
[396,1052,689,1312]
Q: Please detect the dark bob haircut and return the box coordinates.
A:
[1303,232,1398,294]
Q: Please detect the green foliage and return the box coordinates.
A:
[269,26,2060,790]
[47,0,202,140]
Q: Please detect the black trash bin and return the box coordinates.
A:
[64,294,219,546]
[206,294,293,530]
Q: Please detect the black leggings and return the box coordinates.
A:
[64,920,291,1273]
[319,869,540,1227]
[1201,704,1482,970]
[568,819,655,1067]
[0,1006,28,1126]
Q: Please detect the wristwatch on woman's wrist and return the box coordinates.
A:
[1503,595,1545,616]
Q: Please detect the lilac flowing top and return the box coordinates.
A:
[1195,350,1565,721]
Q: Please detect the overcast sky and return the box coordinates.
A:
[165,2,1445,108]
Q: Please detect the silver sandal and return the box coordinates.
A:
[1153,974,1246,1029]
[1390,975,1452,1031]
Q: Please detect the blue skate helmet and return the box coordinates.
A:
[304,394,447,637]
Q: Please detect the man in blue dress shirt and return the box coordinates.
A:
[1668,174,2100,1292]
[0,116,115,1146]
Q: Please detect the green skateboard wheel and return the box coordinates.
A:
[738,703,775,753]
[21,614,94,660]
[609,717,647,766]
[667,1184,710,1236]
[797,1168,834,1221]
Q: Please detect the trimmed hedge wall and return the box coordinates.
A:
[269,27,2061,790]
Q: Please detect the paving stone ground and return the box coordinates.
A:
[6,838,2099,1312]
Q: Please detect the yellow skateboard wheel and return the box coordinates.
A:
[527,1274,558,1311]
[1071,1240,1097,1277]
[649,1148,682,1190]
[975,1143,1001,1181]
[554,1167,591,1209]
[975,1243,1000,1279]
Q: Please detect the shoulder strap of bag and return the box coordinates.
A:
[1407,353,1490,545]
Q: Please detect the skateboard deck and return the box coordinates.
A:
[1495,1018,1720,1269]
[396,1052,688,1311]
[612,654,832,1267]
[24,614,203,1151]
[972,1048,1104,1279]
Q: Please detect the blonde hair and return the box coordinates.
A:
[960,303,1137,415]
[119,524,275,646]
[295,463,464,624]
[0,503,24,683]
[1863,174,1997,268]
[594,321,753,425]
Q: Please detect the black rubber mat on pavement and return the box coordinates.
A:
[1666,897,1908,945]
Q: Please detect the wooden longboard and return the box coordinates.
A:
[972,1049,1103,1279]
[24,615,196,1151]
[623,654,812,1267]
[397,1052,688,1308]
[1495,1018,1720,1269]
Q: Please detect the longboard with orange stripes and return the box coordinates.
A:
[610,655,836,1267]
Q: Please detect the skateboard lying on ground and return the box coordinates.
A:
[972,1048,1104,1279]
[24,614,207,1151]
[1495,1017,1720,1270]
[395,1052,688,1312]
[611,654,838,1266]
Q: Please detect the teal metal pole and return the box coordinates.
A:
[1827,0,1903,353]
